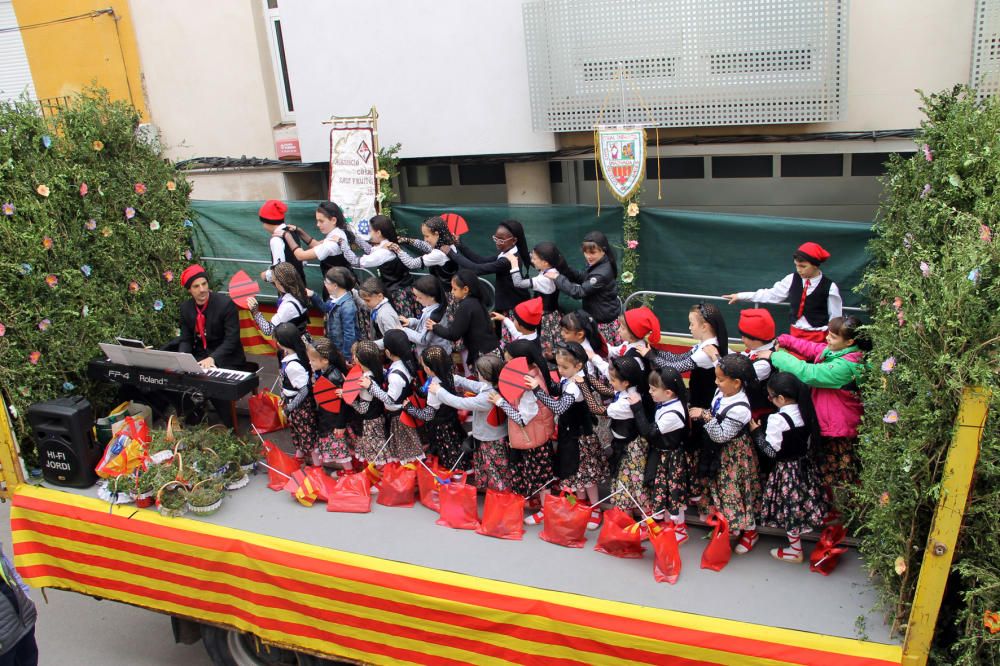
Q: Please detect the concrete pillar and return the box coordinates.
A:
[505,162,552,204]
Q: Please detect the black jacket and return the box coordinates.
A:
[448,242,530,312]
[554,255,621,324]
[178,293,247,369]
[432,298,499,363]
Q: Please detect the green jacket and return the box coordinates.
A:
[770,339,864,389]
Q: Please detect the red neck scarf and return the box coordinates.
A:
[195,299,209,349]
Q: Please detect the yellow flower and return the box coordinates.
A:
[166,180,177,191]
[36,184,50,197]
[879,492,890,506]
[894,556,906,576]
[627,202,639,217]
[376,169,391,180]
[92,140,104,151]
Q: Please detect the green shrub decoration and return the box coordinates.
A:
[0,89,196,459]
[856,85,999,664]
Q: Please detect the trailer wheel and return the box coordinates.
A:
[201,625,342,666]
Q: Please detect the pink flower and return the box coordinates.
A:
[128,281,140,293]
[125,207,136,219]
[1,202,13,216]
[922,144,933,162]
[42,237,54,250]
[85,219,97,231]
[883,410,899,424]
[163,270,174,282]
[919,261,931,277]
[37,318,50,332]
[134,182,147,194]
[0,322,5,337]
[981,224,993,243]
[881,357,896,373]
[79,182,88,196]
[45,274,58,288]
[626,239,639,250]
[28,351,41,365]
[920,184,931,198]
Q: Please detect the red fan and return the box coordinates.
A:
[550,370,561,386]
[400,392,427,428]
[313,375,342,414]
[498,357,530,406]
[228,270,260,309]
[441,212,469,237]
[341,365,364,406]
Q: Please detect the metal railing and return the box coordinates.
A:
[200,255,496,309]
[623,289,866,343]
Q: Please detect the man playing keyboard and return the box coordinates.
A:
[176,264,246,426]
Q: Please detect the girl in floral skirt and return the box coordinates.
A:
[339,215,419,319]
[632,366,691,543]
[750,372,828,563]
[405,346,467,471]
[527,341,608,530]
[273,322,317,463]
[511,242,571,359]
[363,330,425,464]
[306,337,352,471]
[606,356,653,519]
[350,341,390,466]
[431,354,512,491]
[689,354,762,555]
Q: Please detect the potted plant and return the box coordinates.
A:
[156,481,189,518]
[186,478,225,516]
[222,461,249,491]
[134,466,164,508]
[97,474,136,505]
[236,438,263,470]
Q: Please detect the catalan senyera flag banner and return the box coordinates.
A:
[11,486,903,666]
[240,303,325,356]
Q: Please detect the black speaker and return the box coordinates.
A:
[27,396,100,488]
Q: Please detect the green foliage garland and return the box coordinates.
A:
[376,142,401,219]
[619,190,641,299]
[0,89,196,458]
[855,86,999,664]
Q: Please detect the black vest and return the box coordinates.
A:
[315,366,347,431]
[560,397,594,439]
[540,288,560,314]
[276,229,306,282]
[378,256,413,292]
[773,412,810,461]
[280,357,309,395]
[787,275,832,327]
[745,355,774,414]
[428,258,458,288]
[279,295,309,335]
[688,367,717,409]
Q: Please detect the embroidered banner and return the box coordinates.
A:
[597,128,646,201]
[328,127,377,239]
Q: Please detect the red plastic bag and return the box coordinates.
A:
[120,415,151,444]
[416,456,445,512]
[701,511,732,572]
[249,391,286,434]
[476,490,525,540]
[263,440,300,491]
[594,507,645,558]
[810,524,849,576]
[437,476,479,530]
[538,492,590,548]
[651,522,682,584]
[326,472,372,513]
[303,466,332,503]
[376,462,417,507]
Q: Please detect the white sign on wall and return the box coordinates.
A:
[328,127,377,238]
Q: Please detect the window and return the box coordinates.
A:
[458,164,506,185]
[264,1,294,121]
[712,155,773,178]
[405,165,452,187]
[549,161,564,183]
[850,152,915,177]
[781,154,844,177]
[646,157,705,179]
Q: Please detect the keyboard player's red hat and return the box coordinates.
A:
[181,264,209,289]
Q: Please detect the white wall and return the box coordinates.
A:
[279,0,557,162]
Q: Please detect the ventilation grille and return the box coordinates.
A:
[523,0,847,132]
[972,0,1000,99]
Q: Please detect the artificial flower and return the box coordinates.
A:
[626,239,639,249]
[149,220,160,231]
[879,492,890,507]
[894,556,906,576]
[92,140,104,151]
[620,271,634,284]
[921,144,932,161]
[968,268,981,283]
[376,169,390,180]
[81,305,89,318]
[627,202,639,217]
[163,270,174,282]
[45,274,58,288]
[63,382,75,392]
[981,224,992,243]
[2,202,13,216]
[184,249,193,260]
[36,184,50,197]
[903,233,914,249]
[948,174,962,187]
[18,387,29,397]
[125,207,136,219]
[80,265,92,277]
[883,410,899,424]
[0,322,5,337]
[166,180,176,191]
[85,219,97,230]
[7,405,16,420]
[101,227,113,237]
[134,182,147,194]
[985,611,1000,634]
[881,357,896,373]
[153,299,164,311]
[376,191,387,204]
[28,351,41,365]
[41,135,52,149]
[129,281,140,293]
[919,261,931,277]
[920,184,931,198]
[42,236,53,250]
[79,182,88,196]
[183,219,193,228]
[37,318,50,332]
[19,263,31,275]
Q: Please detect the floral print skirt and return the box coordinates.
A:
[611,436,651,514]
[387,414,424,464]
[287,406,318,457]
[425,417,467,471]
[473,438,512,492]
[316,428,352,465]
[388,285,419,321]
[759,458,828,533]
[559,433,608,491]
[700,433,761,531]
[597,320,623,348]
[815,436,858,489]
[509,442,554,497]
[352,417,389,465]
[539,311,562,360]
[651,448,690,516]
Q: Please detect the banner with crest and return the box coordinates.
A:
[597,128,646,201]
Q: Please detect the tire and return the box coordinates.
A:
[201,625,349,666]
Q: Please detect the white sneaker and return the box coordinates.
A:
[524,510,544,526]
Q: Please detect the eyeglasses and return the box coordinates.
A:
[492,235,509,244]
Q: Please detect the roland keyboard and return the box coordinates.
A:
[87,358,260,402]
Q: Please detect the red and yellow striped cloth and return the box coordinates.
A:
[239,304,326,356]
[10,485,901,665]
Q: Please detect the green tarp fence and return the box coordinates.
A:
[191,201,872,336]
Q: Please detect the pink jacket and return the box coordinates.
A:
[772,334,865,438]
